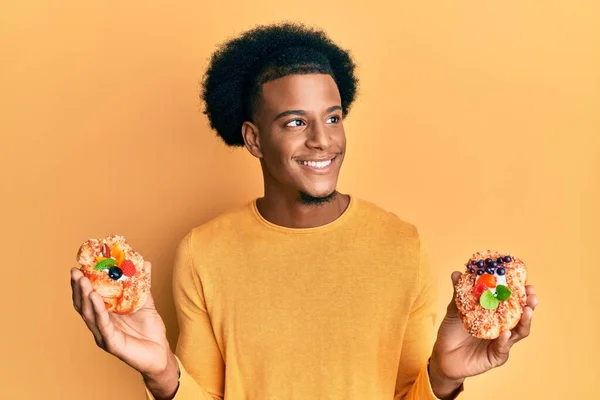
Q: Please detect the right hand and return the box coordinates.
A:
[70,262,174,378]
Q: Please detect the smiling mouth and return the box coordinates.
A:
[296,156,337,169]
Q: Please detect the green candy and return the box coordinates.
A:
[495,285,512,301]
[94,258,118,270]
[479,285,512,310]
[480,290,500,310]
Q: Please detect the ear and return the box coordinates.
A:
[242,121,263,159]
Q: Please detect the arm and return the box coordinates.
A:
[145,232,225,400]
[393,238,464,400]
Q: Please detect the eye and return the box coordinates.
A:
[326,115,341,124]
[285,119,305,127]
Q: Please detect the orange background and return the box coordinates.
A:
[2,1,598,399]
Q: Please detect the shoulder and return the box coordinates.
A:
[349,197,427,280]
[352,196,420,242]
[178,201,255,250]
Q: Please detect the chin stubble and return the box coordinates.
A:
[299,190,338,206]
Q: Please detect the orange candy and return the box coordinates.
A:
[112,243,125,265]
[476,273,497,288]
[95,243,125,265]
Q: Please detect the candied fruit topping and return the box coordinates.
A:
[476,273,497,288]
[108,266,123,280]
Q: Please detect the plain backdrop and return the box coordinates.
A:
[2,1,599,399]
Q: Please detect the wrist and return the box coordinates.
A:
[428,356,464,400]
[142,351,180,400]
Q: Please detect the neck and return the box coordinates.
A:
[256,189,350,229]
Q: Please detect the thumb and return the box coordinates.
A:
[445,271,463,318]
[489,330,512,366]
[140,261,157,311]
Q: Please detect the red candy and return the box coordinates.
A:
[120,259,136,277]
[472,282,489,299]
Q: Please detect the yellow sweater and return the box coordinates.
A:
[146,196,456,399]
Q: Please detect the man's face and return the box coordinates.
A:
[251,73,346,200]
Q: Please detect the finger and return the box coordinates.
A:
[445,271,462,318]
[71,268,83,314]
[451,270,461,285]
[90,292,120,354]
[509,292,538,343]
[142,290,156,310]
[140,262,156,311]
[490,330,512,365]
[79,277,104,347]
[496,330,512,351]
[509,305,534,344]
[526,293,539,311]
[525,285,535,296]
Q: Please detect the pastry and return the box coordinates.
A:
[76,234,150,314]
[455,250,527,339]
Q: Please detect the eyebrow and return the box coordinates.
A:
[274,105,342,120]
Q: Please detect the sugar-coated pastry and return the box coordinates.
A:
[76,234,150,314]
[455,250,527,339]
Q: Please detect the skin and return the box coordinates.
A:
[429,274,539,398]
[70,263,179,399]
[241,74,351,228]
[70,73,539,400]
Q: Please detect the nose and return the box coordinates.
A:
[305,121,329,150]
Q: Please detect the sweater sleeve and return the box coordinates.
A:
[393,235,465,400]
[145,232,225,400]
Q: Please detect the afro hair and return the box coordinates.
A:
[200,22,359,147]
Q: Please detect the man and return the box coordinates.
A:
[70,23,538,400]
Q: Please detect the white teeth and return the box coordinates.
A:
[302,159,332,169]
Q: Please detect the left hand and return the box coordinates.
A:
[430,271,539,389]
